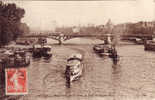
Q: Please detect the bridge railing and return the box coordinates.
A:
[22,33,155,40]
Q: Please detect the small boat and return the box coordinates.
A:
[93,44,113,57]
[93,43,120,64]
[32,44,42,58]
[134,38,144,44]
[65,53,83,87]
[42,45,52,59]
[144,40,155,51]
[14,50,30,67]
[1,49,30,68]
[16,38,38,45]
[16,38,30,45]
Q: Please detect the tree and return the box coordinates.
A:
[0,1,28,45]
[19,23,30,35]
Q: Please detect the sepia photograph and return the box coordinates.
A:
[0,0,155,100]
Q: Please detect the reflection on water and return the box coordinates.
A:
[43,58,52,63]
[112,64,121,75]
[32,57,52,63]
[112,63,122,97]
[32,58,42,62]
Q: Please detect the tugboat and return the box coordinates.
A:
[65,53,83,88]
[32,44,42,58]
[93,43,113,57]
[32,44,52,59]
[93,33,115,57]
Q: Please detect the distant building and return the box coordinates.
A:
[104,19,114,34]
[105,19,114,29]
[98,25,104,29]
[72,26,80,33]
[135,21,154,28]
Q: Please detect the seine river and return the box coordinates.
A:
[2,38,155,100]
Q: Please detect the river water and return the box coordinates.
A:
[2,38,155,100]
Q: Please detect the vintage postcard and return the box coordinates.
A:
[0,0,155,100]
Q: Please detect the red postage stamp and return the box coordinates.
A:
[5,68,28,95]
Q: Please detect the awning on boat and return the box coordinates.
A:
[67,60,81,67]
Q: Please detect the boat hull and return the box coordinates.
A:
[65,53,83,88]
[144,40,155,51]
[93,44,113,57]
[70,65,83,82]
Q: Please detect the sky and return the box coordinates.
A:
[5,0,155,31]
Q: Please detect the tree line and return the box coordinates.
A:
[0,1,29,46]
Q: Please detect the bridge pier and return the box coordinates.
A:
[56,35,73,45]
[58,40,62,45]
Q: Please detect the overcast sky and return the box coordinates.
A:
[6,0,155,30]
